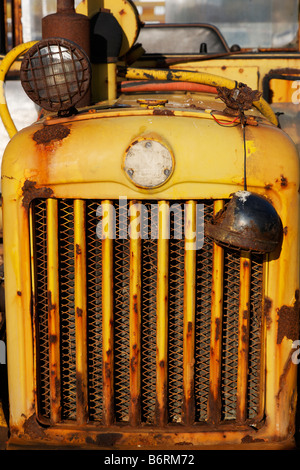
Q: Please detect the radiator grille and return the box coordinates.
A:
[31,198,264,426]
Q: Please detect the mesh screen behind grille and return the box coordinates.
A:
[31,198,264,425]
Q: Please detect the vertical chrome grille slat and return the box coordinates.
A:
[31,198,264,427]
[207,200,224,424]
[183,201,197,425]
[101,201,114,426]
[155,201,169,426]
[47,199,61,423]
[129,201,142,426]
[74,199,88,424]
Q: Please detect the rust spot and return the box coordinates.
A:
[280,175,288,187]
[187,321,193,336]
[264,183,273,190]
[243,308,249,320]
[48,290,56,311]
[215,317,221,342]
[133,302,138,314]
[17,291,22,296]
[23,413,46,439]
[33,124,70,145]
[283,226,288,236]
[22,181,54,210]
[76,244,81,255]
[119,9,125,15]
[277,290,300,344]
[242,323,248,343]
[217,84,262,116]
[104,361,111,379]
[132,293,139,314]
[159,360,165,368]
[86,433,122,447]
[152,108,174,116]
[276,350,295,403]
[208,385,221,424]
[182,391,196,425]
[76,371,87,419]
[241,435,265,444]
[49,334,57,344]
[131,356,137,373]
[76,307,83,317]
[221,66,227,70]
[155,383,168,426]
[243,260,250,269]
[264,297,273,329]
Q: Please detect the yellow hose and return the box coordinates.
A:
[0,41,37,138]
[124,67,278,126]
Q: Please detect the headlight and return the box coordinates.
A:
[123,138,174,188]
[205,191,283,253]
[20,38,91,112]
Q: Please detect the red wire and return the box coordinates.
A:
[210,112,239,125]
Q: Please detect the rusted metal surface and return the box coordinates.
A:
[217,84,262,116]
[74,200,88,424]
[7,191,297,448]
[182,321,196,425]
[9,409,297,449]
[47,199,61,424]
[129,202,142,426]
[28,198,266,429]
[205,192,283,253]
[42,0,90,59]
[57,0,75,11]
[208,201,224,424]
[101,201,114,426]
[21,39,91,112]
[22,181,53,210]
[182,201,196,425]
[33,124,70,145]
[262,68,300,102]
[277,290,300,344]
[11,0,23,47]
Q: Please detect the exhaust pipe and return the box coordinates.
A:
[42,0,91,106]
[42,0,90,59]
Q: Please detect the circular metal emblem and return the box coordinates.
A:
[124,139,174,188]
[20,38,91,112]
